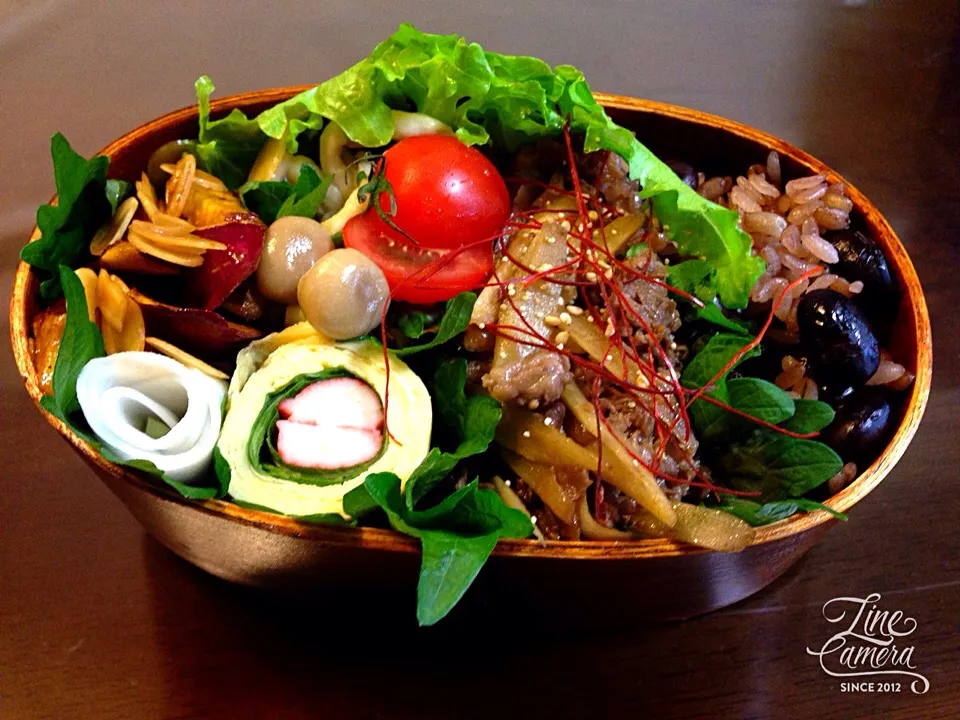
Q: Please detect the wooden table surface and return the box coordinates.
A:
[2,2,958,718]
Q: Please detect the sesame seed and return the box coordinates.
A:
[628,400,637,408]
[499,351,507,359]
[604,320,616,337]
[544,315,562,327]
[586,315,595,323]
[603,268,614,280]
[530,515,538,524]
[559,312,572,325]
[669,341,677,350]
[610,229,618,236]
[555,330,570,345]
[507,285,517,296]
[560,220,572,231]
[588,210,599,221]
[478,322,486,330]
[528,399,540,410]
[632,459,640,467]
[557,343,565,350]
[522,291,531,300]
[505,479,512,487]
[543,416,554,426]
[586,271,598,282]
[546,235,557,244]
[605,353,614,362]
[522,430,531,438]
[567,305,584,316]
[577,223,585,233]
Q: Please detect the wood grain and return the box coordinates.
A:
[1,2,958,719]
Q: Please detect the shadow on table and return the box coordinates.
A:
[138,531,816,719]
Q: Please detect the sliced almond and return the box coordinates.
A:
[99,241,180,275]
[131,216,194,237]
[74,268,99,322]
[97,269,128,333]
[128,232,204,267]
[90,196,139,256]
[136,172,163,221]
[144,336,229,380]
[165,153,196,218]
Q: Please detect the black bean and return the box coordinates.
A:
[825,229,898,335]
[825,389,895,465]
[666,160,698,190]
[817,381,855,407]
[797,289,880,386]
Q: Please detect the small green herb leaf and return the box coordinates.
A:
[780,399,836,434]
[395,292,477,356]
[363,472,531,626]
[667,259,717,303]
[681,333,760,440]
[405,358,502,507]
[694,302,752,335]
[20,135,114,298]
[50,266,104,417]
[718,430,843,499]
[240,164,330,225]
[719,496,847,526]
[726,377,795,426]
[397,310,430,339]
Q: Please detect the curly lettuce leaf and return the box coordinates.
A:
[238,24,761,306]
[194,26,762,304]
[193,76,324,189]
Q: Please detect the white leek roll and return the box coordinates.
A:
[76,352,226,483]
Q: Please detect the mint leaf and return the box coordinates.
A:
[681,333,760,440]
[726,377,795,426]
[780,399,835,434]
[720,496,847,526]
[694,302,752,335]
[718,430,843,499]
[395,292,476,356]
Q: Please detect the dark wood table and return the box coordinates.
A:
[2,2,957,718]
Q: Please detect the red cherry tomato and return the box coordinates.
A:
[343,135,510,304]
[342,211,494,304]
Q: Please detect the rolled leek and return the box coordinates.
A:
[76,351,226,483]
